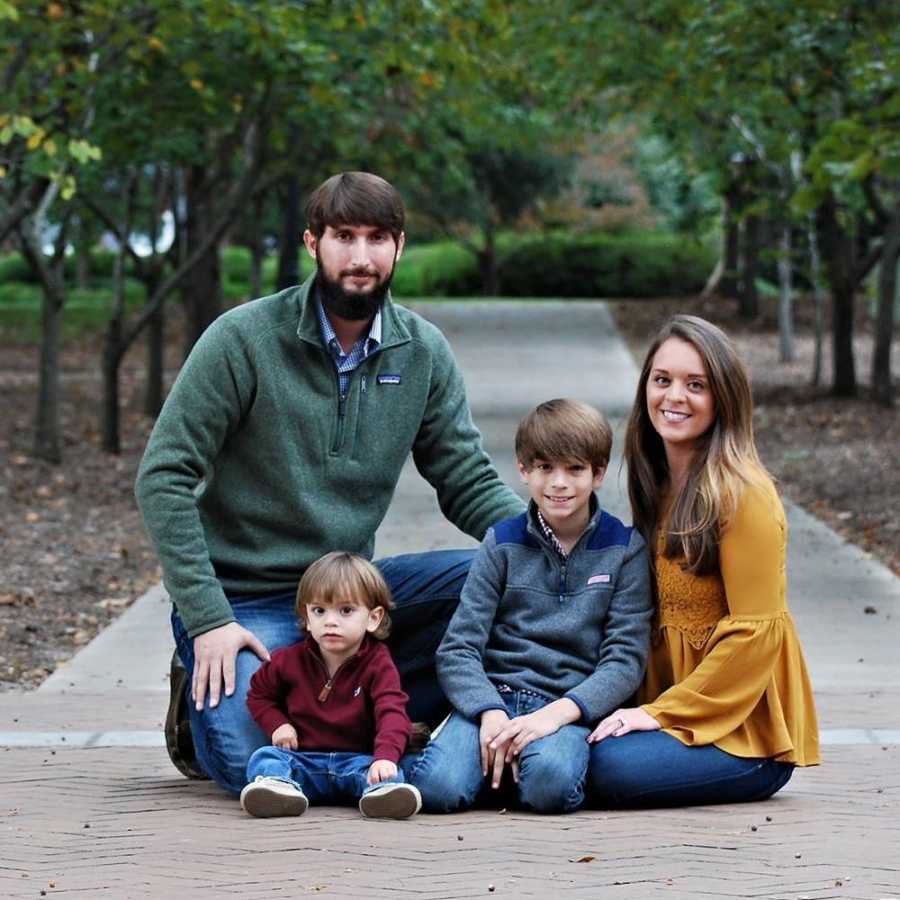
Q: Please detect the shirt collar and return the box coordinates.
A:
[536,509,569,560]
[315,295,381,355]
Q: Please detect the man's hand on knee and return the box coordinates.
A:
[192,622,270,710]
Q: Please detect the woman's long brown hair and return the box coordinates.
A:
[625,315,767,574]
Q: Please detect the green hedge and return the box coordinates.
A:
[496,233,715,298]
[393,241,480,297]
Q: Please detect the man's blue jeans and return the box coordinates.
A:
[407,690,591,814]
[171,549,473,796]
[246,747,407,805]
[587,731,795,808]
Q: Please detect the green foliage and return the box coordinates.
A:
[392,242,480,297]
[0,278,145,338]
[0,249,125,282]
[631,134,719,234]
[0,253,33,283]
[394,234,714,298]
[221,246,309,300]
[496,232,715,298]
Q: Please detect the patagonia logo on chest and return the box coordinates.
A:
[377,374,401,385]
[587,573,611,585]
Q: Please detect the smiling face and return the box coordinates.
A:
[646,336,716,460]
[304,223,404,321]
[304,597,385,668]
[518,457,605,542]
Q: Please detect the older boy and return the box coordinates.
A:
[408,399,652,813]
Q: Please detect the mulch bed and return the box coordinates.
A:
[1,296,897,690]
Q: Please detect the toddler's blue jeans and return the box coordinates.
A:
[246,747,406,805]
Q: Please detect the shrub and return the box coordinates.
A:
[393,241,479,297]
[0,253,33,283]
[497,232,715,298]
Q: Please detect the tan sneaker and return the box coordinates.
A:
[359,783,422,819]
[240,776,309,818]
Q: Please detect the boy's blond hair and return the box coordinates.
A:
[296,551,393,640]
[515,398,612,472]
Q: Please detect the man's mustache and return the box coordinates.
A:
[340,267,379,278]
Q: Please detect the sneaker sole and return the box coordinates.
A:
[241,785,309,818]
[359,784,422,819]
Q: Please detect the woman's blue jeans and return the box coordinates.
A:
[172,549,473,796]
[407,690,591,814]
[587,731,794,808]
[246,747,407,805]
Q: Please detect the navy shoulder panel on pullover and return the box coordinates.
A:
[586,510,633,551]
[492,511,540,548]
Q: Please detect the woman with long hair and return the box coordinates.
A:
[587,315,819,807]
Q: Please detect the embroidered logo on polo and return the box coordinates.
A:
[377,374,401,385]
[353,686,362,697]
[587,574,611,585]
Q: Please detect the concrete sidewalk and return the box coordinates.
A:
[1,301,898,900]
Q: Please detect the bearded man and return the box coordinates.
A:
[135,172,523,796]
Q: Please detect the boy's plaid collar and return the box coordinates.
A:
[536,509,568,560]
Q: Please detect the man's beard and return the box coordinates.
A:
[316,252,396,321]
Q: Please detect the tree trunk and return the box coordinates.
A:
[35,279,65,463]
[478,223,498,295]
[75,216,91,289]
[276,172,301,291]
[143,267,164,417]
[720,187,740,298]
[777,223,794,362]
[182,163,222,357]
[816,192,857,397]
[19,212,67,464]
[250,237,264,300]
[102,317,123,454]
[808,216,826,387]
[872,204,900,407]
[739,211,760,319]
[143,167,168,417]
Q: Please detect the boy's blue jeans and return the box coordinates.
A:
[587,731,795,807]
[407,689,591,814]
[172,549,473,796]
[246,747,406,804]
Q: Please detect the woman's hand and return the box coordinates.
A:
[588,707,660,743]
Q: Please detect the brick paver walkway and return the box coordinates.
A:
[2,303,898,900]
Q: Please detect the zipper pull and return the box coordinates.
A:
[361,375,367,393]
[317,677,334,702]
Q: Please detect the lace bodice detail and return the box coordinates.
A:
[655,547,728,649]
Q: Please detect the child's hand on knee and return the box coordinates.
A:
[272,723,299,750]
[368,759,398,784]
[480,709,511,787]
[493,698,580,760]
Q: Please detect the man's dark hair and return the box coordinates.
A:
[306,172,405,241]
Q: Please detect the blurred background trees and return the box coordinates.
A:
[1,0,898,461]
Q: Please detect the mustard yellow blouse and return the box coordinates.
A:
[639,475,820,766]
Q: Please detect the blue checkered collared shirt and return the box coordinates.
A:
[315,299,382,397]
